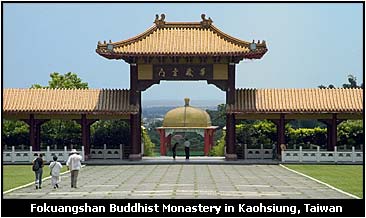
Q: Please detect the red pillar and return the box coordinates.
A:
[326,123,332,150]
[29,114,36,151]
[209,129,215,151]
[166,134,172,153]
[22,115,49,151]
[330,114,337,151]
[278,114,285,155]
[129,63,142,160]
[159,129,166,156]
[204,129,210,156]
[75,115,97,160]
[225,63,237,160]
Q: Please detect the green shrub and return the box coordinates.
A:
[142,128,155,156]
[209,131,225,156]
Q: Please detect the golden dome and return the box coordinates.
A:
[163,98,212,128]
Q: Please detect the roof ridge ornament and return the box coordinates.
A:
[200,14,213,28]
[154,14,166,28]
[184,98,190,107]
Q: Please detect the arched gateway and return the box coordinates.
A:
[157,98,218,156]
[96,14,267,160]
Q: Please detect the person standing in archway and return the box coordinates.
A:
[172,142,178,160]
[184,138,190,160]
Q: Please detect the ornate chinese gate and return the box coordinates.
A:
[96,14,268,160]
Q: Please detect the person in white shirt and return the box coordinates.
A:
[49,155,63,189]
[66,149,82,188]
[184,138,190,160]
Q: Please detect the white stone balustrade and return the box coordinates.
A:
[3,146,85,163]
[282,146,363,163]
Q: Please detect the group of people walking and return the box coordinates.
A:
[172,138,191,160]
[32,149,82,190]
[32,138,193,189]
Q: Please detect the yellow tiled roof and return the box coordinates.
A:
[3,88,138,114]
[229,88,363,113]
[96,14,267,60]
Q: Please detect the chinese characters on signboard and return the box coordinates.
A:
[153,65,213,80]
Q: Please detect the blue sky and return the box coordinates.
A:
[3,3,363,104]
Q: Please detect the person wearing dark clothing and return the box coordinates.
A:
[184,138,190,160]
[272,144,277,160]
[32,154,44,189]
[172,142,178,160]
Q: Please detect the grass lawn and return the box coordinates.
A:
[3,165,68,192]
[285,164,363,198]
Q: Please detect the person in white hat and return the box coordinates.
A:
[66,149,82,188]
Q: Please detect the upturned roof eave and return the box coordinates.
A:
[95,48,268,60]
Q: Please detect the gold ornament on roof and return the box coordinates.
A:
[184,98,190,106]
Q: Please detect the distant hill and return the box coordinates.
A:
[143,99,223,108]
[142,99,223,118]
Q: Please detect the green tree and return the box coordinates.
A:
[31,72,88,89]
[206,103,226,143]
[207,104,226,127]
[34,72,88,148]
[338,120,363,149]
[2,120,29,147]
[91,120,130,148]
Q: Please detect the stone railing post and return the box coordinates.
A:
[352,146,355,163]
[334,146,337,163]
[260,144,264,160]
[81,146,85,161]
[46,146,50,162]
[244,144,247,160]
[11,146,15,163]
[103,144,107,159]
[29,146,33,162]
[64,146,68,161]
[316,146,320,163]
[299,146,303,162]
[120,144,123,160]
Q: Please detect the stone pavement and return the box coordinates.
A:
[4,164,353,199]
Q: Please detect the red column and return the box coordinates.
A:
[330,114,337,151]
[29,114,36,151]
[225,63,237,160]
[75,116,97,160]
[209,129,215,151]
[167,134,172,151]
[278,114,285,155]
[159,129,166,156]
[326,123,332,150]
[204,129,210,156]
[129,63,142,160]
[22,115,49,151]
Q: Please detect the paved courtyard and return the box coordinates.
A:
[4,164,353,199]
